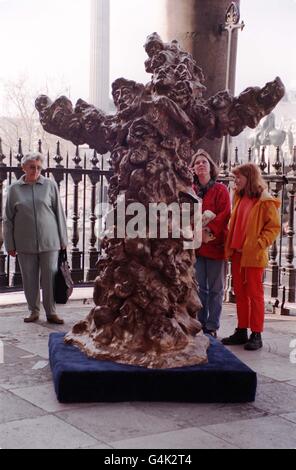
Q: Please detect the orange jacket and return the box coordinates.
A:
[225,190,281,268]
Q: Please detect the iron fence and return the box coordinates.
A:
[0,138,295,314]
[0,138,111,291]
[220,145,296,315]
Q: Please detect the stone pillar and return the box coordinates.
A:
[166,0,240,160]
[89,0,110,112]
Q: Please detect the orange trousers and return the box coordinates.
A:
[231,252,265,333]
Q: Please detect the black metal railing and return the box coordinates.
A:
[219,145,296,315]
[0,137,295,314]
[0,138,111,291]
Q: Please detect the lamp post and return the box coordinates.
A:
[220,2,244,175]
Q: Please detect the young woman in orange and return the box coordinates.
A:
[222,163,280,350]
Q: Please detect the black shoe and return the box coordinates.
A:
[244,332,263,351]
[203,328,217,338]
[222,328,248,345]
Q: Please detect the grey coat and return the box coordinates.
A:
[4,175,68,254]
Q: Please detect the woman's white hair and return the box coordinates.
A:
[21,152,44,167]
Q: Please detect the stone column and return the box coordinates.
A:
[166,0,240,160]
[89,0,110,112]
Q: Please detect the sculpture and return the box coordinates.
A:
[36,33,285,368]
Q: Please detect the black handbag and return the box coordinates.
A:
[54,250,74,304]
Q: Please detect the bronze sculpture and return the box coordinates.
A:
[36,33,285,368]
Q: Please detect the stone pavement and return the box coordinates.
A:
[0,292,296,449]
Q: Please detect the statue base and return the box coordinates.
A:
[49,333,257,403]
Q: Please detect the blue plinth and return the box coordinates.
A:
[49,333,257,403]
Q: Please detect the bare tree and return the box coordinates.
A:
[0,76,75,160]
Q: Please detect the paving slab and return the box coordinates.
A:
[56,404,181,443]
[286,380,296,387]
[12,383,96,413]
[263,336,296,357]
[0,317,48,337]
[131,402,268,428]
[200,415,296,449]
[13,338,49,359]
[256,374,277,384]
[112,427,239,449]
[0,415,100,449]
[280,413,296,424]
[81,443,114,449]
[0,343,52,390]
[264,319,296,335]
[223,346,296,381]
[253,381,296,415]
[0,298,296,449]
[0,390,46,424]
[0,288,93,307]
[219,312,296,336]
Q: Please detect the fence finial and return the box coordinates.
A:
[16,138,23,167]
[54,141,63,167]
[259,146,267,174]
[273,146,282,175]
[73,146,82,169]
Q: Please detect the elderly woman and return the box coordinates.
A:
[4,152,68,324]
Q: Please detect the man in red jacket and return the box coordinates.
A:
[192,149,231,338]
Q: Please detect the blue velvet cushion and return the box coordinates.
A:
[49,333,257,403]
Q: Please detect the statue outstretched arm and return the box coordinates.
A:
[192,76,285,139]
[35,95,112,154]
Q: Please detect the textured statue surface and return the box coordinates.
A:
[36,33,285,368]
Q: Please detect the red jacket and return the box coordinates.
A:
[194,182,231,260]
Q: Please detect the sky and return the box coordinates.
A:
[111,0,296,94]
[236,0,296,93]
[0,0,296,112]
[0,0,90,109]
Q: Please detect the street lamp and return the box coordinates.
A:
[220,2,244,174]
